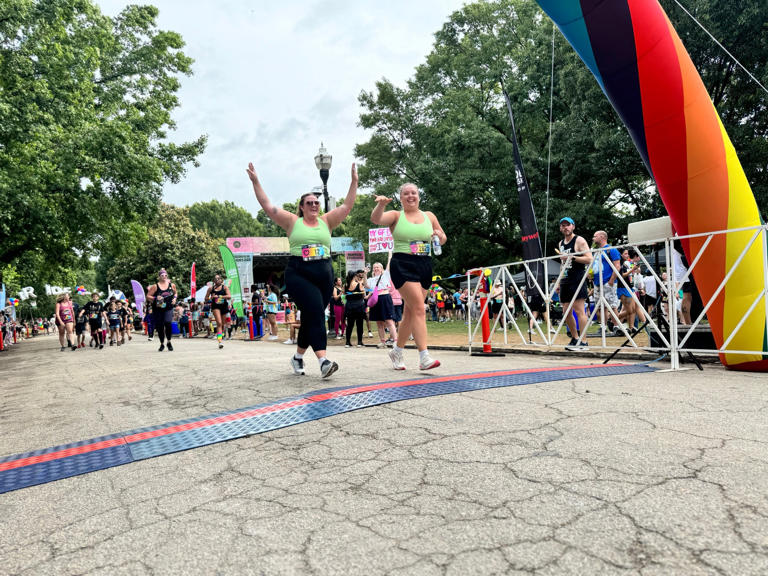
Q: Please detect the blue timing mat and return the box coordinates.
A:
[0,363,654,493]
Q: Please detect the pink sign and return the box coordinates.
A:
[368,228,394,254]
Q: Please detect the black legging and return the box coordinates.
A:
[152,309,173,344]
[345,306,365,346]
[284,257,333,352]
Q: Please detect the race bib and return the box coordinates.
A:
[409,241,431,256]
[301,244,327,261]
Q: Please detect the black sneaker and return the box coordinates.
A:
[60,346,65,352]
[320,359,338,378]
[158,343,165,352]
[290,355,305,375]
[565,338,579,351]
[167,342,173,351]
[99,344,104,349]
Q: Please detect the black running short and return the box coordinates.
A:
[389,253,432,290]
[559,281,588,304]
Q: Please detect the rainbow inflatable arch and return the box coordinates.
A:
[535,0,767,371]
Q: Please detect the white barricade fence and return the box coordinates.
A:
[467,225,768,370]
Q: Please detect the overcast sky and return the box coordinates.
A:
[95,0,467,215]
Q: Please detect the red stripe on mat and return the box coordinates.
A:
[122,364,616,442]
[0,438,127,472]
[2,364,620,471]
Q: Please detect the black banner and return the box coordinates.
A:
[502,86,546,297]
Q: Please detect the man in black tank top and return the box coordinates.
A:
[557,217,593,350]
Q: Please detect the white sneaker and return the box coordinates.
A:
[267,335,278,341]
[320,359,339,378]
[388,348,406,370]
[368,331,373,338]
[283,339,293,345]
[419,352,441,371]
[289,355,305,375]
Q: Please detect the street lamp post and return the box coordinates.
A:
[314,142,332,212]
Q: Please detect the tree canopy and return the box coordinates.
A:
[106,204,221,298]
[0,0,206,280]
[188,199,264,240]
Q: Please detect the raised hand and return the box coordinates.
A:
[374,195,392,207]
[246,162,260,185]
[351,162,358,184]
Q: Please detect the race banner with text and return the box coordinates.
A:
[345,251,365,275]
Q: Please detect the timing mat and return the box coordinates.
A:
[0,363,654,493]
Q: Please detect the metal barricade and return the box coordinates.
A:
[467,225,768,370]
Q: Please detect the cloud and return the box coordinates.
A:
[95,0,467,212]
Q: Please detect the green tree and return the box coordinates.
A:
[188,199,263,240]
[0,0,206,280]
[107,204,221,299]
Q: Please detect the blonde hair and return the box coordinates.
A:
[56,293,69,303]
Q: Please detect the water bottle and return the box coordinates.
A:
[432,233,442,256]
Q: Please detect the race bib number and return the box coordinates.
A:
[302,244,327,261]
[409,241,431,256]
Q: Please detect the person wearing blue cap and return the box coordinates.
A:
[557,217,593,350]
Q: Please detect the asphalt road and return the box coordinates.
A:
[1,334,767,575]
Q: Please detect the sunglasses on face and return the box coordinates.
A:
[304,200,320,207]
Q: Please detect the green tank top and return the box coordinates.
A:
[289,217,332,259]
[393,210,433,255]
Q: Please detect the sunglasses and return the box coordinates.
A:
[303,200,320,207]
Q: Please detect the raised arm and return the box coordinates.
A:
[323,163,358,230]
[370,196,399,227]
[246,162,296,232]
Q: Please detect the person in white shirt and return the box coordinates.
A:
[367,260,398,348]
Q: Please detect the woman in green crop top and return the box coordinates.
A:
[371,182,447,372]
[247,161,358,378]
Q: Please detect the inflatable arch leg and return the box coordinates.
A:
[535,0,767,371]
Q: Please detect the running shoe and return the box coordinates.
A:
[158,343,165,352]
[289,355,305,375]
[283,339,293,345]
[167,342,173,351]
[99,343,104,349]
[148,336,153,341]
[565,338,588,351]
[109,340,114,346]
[218,340,224,349]
[320,359,338,378]
[267,335,278,341]
[89,340,94,347]
[418,352,441,371]
[71,345,77,351]
[117,341,121,346]
[60,346,65,352]
[368,331,373,338]
[388,348,406,371]
[376,342,386,349]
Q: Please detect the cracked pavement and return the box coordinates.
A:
[1,335,767,575]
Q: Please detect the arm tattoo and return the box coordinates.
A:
[271,206,278,215]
